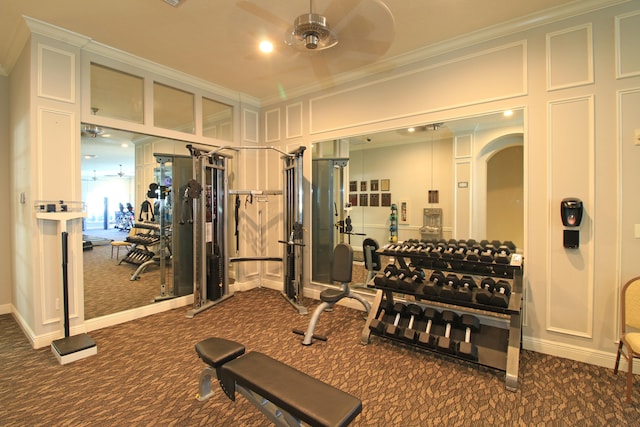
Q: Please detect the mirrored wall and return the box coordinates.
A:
[311,109,524,284]
[81,125,196,319]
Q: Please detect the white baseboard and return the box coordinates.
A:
[522,335,638,373]
[85,294,193,332]
[0,303,11,315]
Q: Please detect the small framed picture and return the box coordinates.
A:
[370,193,380,206]
[349,193,358,207]
[360,181,367,192]
[381,179,390,191]
[349,181,357,192]
[381,193,391,207]
[399,200,409,224]
[359,193,369,207]
[370,179,379,191]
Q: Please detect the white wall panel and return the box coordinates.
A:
[618,88,640,299]
[454,161,471,239]
[243,109,258,143]
[310,42,527,134]
[286,102,303,139]
[265,108,280,142]
[547,96,594,337]
[546,24,594,91]
[38,44,75,103]
[615,11,640,79]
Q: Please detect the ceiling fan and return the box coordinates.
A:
[237,0,395,80]
[81,124,104,138]
[82,170,99,182]
[104,164,128,178]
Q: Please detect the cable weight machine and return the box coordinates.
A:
[185,145,307,317]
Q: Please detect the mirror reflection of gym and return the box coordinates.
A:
[80,126,195,319]
[311,109,524,286]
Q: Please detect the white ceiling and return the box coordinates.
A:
[0,0,618,102]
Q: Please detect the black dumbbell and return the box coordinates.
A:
[384,303,407,336]
[423,270,445,296]
[387,268,411,289]
[436,310,458,354]
[489,280,512,307]
[476,277,495,305]
[456,275,477,302]
[440,274,459,300]
[457,314,481,361]
[369,302,391,334]
[442,244,456,259]
[417,307,440,349]
[451,246,467,270]
[374,264,398,287]
[400,304,424,342]
[503,241,516,252]
[465,246,480,270]
[399,268,424,292]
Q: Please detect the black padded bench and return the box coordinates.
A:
[195,337,362,427]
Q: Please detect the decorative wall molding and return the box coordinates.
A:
[546,24,594,91]
[615,10,640,79]
[37,44,75,103]
[265,108,281,142]
[243,109,259,143]
[546,95,595,338]
[309,42,527,135]
[286,102,303,139]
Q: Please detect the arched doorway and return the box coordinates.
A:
[486,145,524,248]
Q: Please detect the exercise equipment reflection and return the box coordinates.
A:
[295,243,371,345]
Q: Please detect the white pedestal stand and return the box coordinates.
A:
[36,212,97,365]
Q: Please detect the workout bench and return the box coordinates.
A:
[195,337,362,427]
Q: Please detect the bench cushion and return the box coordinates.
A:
[195,337,245,368]
[221,351,362,427]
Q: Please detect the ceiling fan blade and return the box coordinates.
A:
[236,0,290,29]
[308,54,334,83]
[332,0,395,57]
[322,0,363,28]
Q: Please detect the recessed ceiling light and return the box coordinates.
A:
[84,154,96,159]
[407,127,415,133]
[503,110,513,117]
[259,40,274,53]
[121,143,129,148]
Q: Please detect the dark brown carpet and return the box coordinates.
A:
[1,287,639,426]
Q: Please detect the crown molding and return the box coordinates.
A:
[260,0,630,106]
[24,16,91,48]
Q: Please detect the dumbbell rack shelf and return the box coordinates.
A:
[360,248,523,391]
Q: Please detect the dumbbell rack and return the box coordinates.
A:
[118,223,162,266]
[360,244,523,391]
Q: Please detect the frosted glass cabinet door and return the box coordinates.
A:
[153,82,195,134]
[203,97,233,141]
[90,63,144,123]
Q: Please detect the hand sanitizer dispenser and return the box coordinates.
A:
[561,198,583,248]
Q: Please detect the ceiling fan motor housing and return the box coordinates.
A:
[292,13,336,50]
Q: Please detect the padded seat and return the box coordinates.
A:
[110,227,137,259]
[221,351,362,427]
